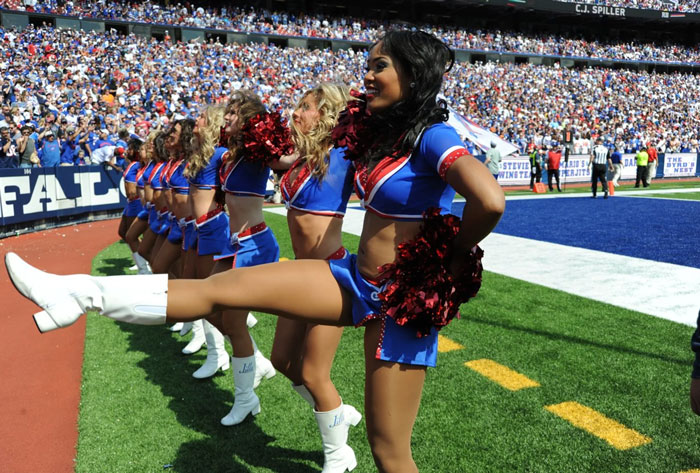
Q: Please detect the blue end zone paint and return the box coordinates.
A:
[450,197,700,269]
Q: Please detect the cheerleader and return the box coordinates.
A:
[147,134,171,265]
[124,133,154,274]
[117,138,144,253]
[7,31,505,473]
[150,119,195,277]
[181,105,231,378]
[134,132,168,265]
[270,83,361,473]
[152,120,196,335]
[204,90,282,425]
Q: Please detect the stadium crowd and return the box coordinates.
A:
[1,23,700,168]
[1,1,699,65]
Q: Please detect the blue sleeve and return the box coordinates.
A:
[418,123,470,178]
[188,147,226,189]
[692,311,700,379]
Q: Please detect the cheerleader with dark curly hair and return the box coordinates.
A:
[150,119,195,277]
[7,30,505,473]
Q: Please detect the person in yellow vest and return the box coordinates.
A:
[634,146,649,188]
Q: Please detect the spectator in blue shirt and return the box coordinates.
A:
[94,129,115,149]
[0,125,19,168]
[60,126,81,165]
[38,131,61,167]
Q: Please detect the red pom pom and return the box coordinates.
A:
[377,208,483,338]
[241,111,294,164]
[331,93,374,162]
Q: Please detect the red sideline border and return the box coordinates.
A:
[0,219,119,473]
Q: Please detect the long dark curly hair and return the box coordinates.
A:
[152,132,168,162]
[126,137,142,163]
[365,30,454,163]
[171,118,196,161]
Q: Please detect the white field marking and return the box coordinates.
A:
[478,233,700,327]
[265,206,700,326]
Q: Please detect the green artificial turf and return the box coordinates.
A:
[640,192,700,201]
[77,212,700,472]
[504,179,700,196]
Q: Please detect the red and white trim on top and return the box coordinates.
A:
[123,161,140,183]
[437,146,471,179]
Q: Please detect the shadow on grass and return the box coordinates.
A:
[100,257,132,274]
[467,315,689,366]
[96,255,321,473]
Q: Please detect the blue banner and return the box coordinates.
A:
[0,166,127,226]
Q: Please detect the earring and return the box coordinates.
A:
[410,82,416,88]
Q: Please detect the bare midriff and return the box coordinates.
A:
[124,181,138,201]
[225,193,265,235]
[170,192,190,219]
[189,186,219,219]
[287,208,344,259]
[357,211,422,280]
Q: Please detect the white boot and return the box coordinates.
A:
[314,403,362,473]
[169,322,184,332]
[5,252,168,333]
[246,312,258,328]
[192,321,229,378]
[250,334,275,388]
[179,321,193,336]
[221,355,260,426]
[292,383,315,407]
[182,319,205,355]
[132,252,152,275]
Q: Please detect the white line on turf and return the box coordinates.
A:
[478,233,700,327]
[265,206,700,326]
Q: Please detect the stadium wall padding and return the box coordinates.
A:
[0,166,127,230]
[474,153,700,185]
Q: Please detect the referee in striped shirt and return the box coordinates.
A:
[590,138,612,199]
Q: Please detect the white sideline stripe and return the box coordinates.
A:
[478,233,700,327]
[265,206,700,327]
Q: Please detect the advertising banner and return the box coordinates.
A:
[663,153,697,177]
[0,166,126,226]
[496,154,596,186]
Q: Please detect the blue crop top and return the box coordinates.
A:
[138,161,155,189]
[123,161,141,184]
[161,160,174,191]
[167,159,190,195]
[148,162,167,191]
[281,146,354,218]
[353,123,470,221]
[188,147,227,190]
[219,155,270,197]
